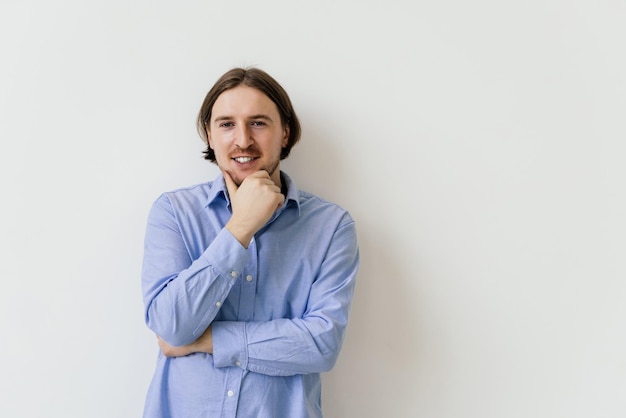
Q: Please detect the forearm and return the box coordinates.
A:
[145,261,234,346]
[158,325,213,357]
[208,220,359,376]
[143,226,250,346]
[212,317,348,376]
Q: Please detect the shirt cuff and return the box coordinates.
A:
[212,321,249,370]
[202,228,250,282]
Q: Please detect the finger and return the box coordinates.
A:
[245,171,269,185]
[257,169,271,179]
[272,196,285,213]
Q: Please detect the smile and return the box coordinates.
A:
[234,157,256,163]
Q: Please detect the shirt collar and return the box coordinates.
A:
[205,171,301,216]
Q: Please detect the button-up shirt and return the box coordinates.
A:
[141,171,359,418]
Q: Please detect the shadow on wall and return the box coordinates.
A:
[283,123,421,417]
[281,117,347,205]
[322,221,421,418]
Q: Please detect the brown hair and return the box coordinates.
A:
[197,67,302,162]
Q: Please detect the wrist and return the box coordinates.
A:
[225,221,254,248]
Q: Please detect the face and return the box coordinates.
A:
[207,85,289,187]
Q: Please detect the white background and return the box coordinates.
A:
[1,1,625,417]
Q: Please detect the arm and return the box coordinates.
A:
[143,171,284,347]
[141,195,249,346]
[157,325,213,357]
[212,219,359,376]
[203,219,357,376]
[158,216,359,376]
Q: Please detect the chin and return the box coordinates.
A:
[221,168,247,186]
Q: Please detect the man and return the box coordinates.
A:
[141,67,359,417]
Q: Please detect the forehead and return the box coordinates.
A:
[212,85,279,119]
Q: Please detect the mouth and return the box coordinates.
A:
[233,156,258,164]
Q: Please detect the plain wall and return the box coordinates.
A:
[1,1,625,417]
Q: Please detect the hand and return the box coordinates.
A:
[224,170,284,247]
[157,325,213,357]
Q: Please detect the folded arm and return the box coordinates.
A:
[142,195,250,346]
[158,220,359,376]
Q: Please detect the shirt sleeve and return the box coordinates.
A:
[141,194,250,346]
[211,219,359,376]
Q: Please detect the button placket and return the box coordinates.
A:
[222,367,244,416]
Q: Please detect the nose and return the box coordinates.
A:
[234,124,253,149]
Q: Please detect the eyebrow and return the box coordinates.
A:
[212,114,274,123]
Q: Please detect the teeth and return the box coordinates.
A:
[235,157,254,163]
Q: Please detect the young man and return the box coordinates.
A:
[141,67,359,417]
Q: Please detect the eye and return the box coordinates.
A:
[251,120,266,127]
[219,122,234,128]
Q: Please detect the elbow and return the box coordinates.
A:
[310,334,341,373]
[317,356,338,373]
[307,318,348,373]
[145,305,198,347]
[158,330,197,348]
[317,351,340,373]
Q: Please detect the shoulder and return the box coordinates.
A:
[151,179,222,214]
[157,182,212,201]
[297,190,355,228]
[282,172,353,223]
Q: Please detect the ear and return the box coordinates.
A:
[282,125,290,147]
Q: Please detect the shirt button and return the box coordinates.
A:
[246,275,253,282]
[230,271,238,278]
[227,390,234,397]
[235,360,241,367]
[215,301,222,307]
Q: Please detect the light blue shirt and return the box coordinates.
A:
[141,171,359,418]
